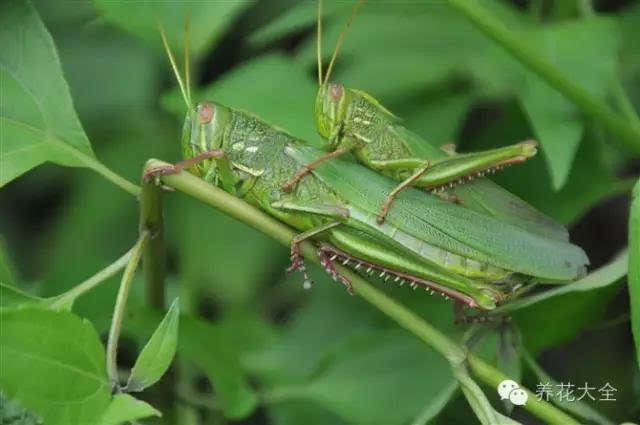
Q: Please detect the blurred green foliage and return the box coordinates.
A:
[1,0,639,424]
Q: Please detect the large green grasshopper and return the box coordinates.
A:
[147,25,589,311]
[284,0,569,239]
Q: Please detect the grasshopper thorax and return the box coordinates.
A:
[315,82,348,148]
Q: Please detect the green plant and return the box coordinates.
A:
[1,0,638,424]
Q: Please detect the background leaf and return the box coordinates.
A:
[96,394,161,425]
[0,0,94,186]
[126,298,180,392]
[518,18,620,190]
[91,0,253,57]
[0,307,110,425]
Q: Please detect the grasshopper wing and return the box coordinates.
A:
[287,146,589,282]
[391,125,569,242]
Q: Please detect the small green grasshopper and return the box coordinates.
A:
[145,21,588,311]
[283,0,565,237]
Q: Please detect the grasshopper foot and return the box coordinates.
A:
[144,165,179,187]
[286,241,313,289]
[318,248,353,294]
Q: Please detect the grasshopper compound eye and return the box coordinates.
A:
[198,102,215,124]
[329,83,344,101]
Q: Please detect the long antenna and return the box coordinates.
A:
[158,20,190,109]
[323,0,364,86]
[184,11,192,107]
[317,0,323,86]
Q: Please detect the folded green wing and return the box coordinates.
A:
[287,146,589,281]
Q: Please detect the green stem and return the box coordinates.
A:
[468,355,579,425]
[106,231,150,386]
[47,248,134,310]
[86,160,140,196]
[148,159,581,424]
[444,0,640,153]
[612,78,640,127]
[140,174,166,310]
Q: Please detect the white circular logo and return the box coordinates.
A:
[508,388,528,406]
[497,379,519,400]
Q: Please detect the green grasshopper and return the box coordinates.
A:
[145,22,588,311]
[283,0,568,238]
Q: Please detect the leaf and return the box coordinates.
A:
[96,394,161,425]
[452,364,522,425]
[298,330,456,425]
[466,101,629,225]
[0,307,111,425]
[510,250,627,354]
[0,282,41,307]
[122,301,260,419]
[409,381,458,425]
[126,298,180,392]
[630,178,640,372]
[495,249,628,314]
[92,0,253,57]
[519,18,620,190]
[0,0,96,187]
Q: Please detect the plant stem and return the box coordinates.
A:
[444,0,640,154]
[140,175,166,310]
[612,78,640,127]
[47,248,134,310]
[148,159,581,424]
[106,231,150,386]
[86,159,141,196]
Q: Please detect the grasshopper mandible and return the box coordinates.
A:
[283,0,566,236]
[146,17,588,311]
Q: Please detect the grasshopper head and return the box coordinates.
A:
[315,82,348,148]
[181,101,231,178]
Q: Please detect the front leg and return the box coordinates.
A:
[143,150,223,183]
[369,157,430,223]
[281,147,351,193]
[281,124,352,193]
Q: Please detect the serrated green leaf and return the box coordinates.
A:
[0,307,110,425]
[92,0,253,57]
[519,18,620,190]
[0,0,96,187]
[630,178,640,372]
[126,298,180,392]
[96,394,161,425]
